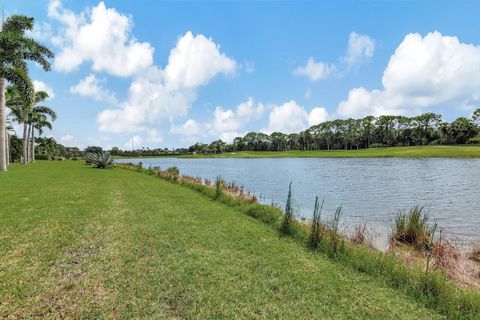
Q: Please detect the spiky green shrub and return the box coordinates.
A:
[391,206,432,250]
[281,182,294,235]
[309,196,324,248]
[84,151,114,169]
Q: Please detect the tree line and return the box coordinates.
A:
[188,112,480,154]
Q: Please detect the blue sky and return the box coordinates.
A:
[7,0,480,149]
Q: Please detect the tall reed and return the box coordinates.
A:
[281,182,294,235]
[309,196,324,248]
[215,175,223,199]
[330,206,343,256]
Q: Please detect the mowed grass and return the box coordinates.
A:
[0,161,446,319]
[180,145,480,158]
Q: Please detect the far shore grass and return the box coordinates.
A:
[180,145,480,159]
[0,160,455,319]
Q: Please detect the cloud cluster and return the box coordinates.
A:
[337,31,480,118]
[170,98,264,143]
[49,0,153,77]
[50,0,236,139]
[97,31,236,133]
[206,98,265,142]
[294,32,375,81]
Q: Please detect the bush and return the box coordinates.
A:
[467,136,480,144]
[390,206,432,250]
[35,154,49,160]
[369,143,387,148]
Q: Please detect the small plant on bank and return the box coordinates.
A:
[390,206,432,250]
[166,166,180,180]
[281,182,294,235]
[309,196,324,248]
[215,175,223,198]
[350,223,371,246]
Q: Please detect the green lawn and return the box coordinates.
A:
[180,145,480,158]
[0,161,448,319]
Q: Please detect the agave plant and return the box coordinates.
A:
[84,151,114,169]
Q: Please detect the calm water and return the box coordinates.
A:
[117,157,480,249]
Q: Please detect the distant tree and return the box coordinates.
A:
[84,146,103,154]
[449,117,478,144]
[472,108,480,126]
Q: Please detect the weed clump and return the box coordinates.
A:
[390,206,432,250]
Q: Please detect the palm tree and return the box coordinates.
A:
[27,95,56,162]
[5,118,15,165]
[7,85,30,163]
[0,15,53,171]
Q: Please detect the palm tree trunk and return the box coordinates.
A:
[5,130,10,165]
[22,123,28,164]
[0,77,7,171]
[30,124,35,163]
[27,124,32,163]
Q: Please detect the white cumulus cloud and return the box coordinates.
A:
[308,107,329,126]
[164,31,236,90]
[33,80,55,98]
[344,32,375,68]
[337,31,480,118]
[70,74,117,104]
[170,119,203,137]
[206,98,264,142]
[264,101,328,134]
[60,134,75,146]
[294,32,374,81]
[294,58,336,81]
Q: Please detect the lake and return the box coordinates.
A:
[116,157,480,250]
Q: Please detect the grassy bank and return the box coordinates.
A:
[180,145,480,158]
[0,161,459,319]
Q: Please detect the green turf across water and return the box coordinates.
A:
[179,145,480,158]
[0,161,446,319]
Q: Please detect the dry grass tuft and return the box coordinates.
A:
[349,224,373,247]
[432,241,461,273]
[468,243,480,263]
